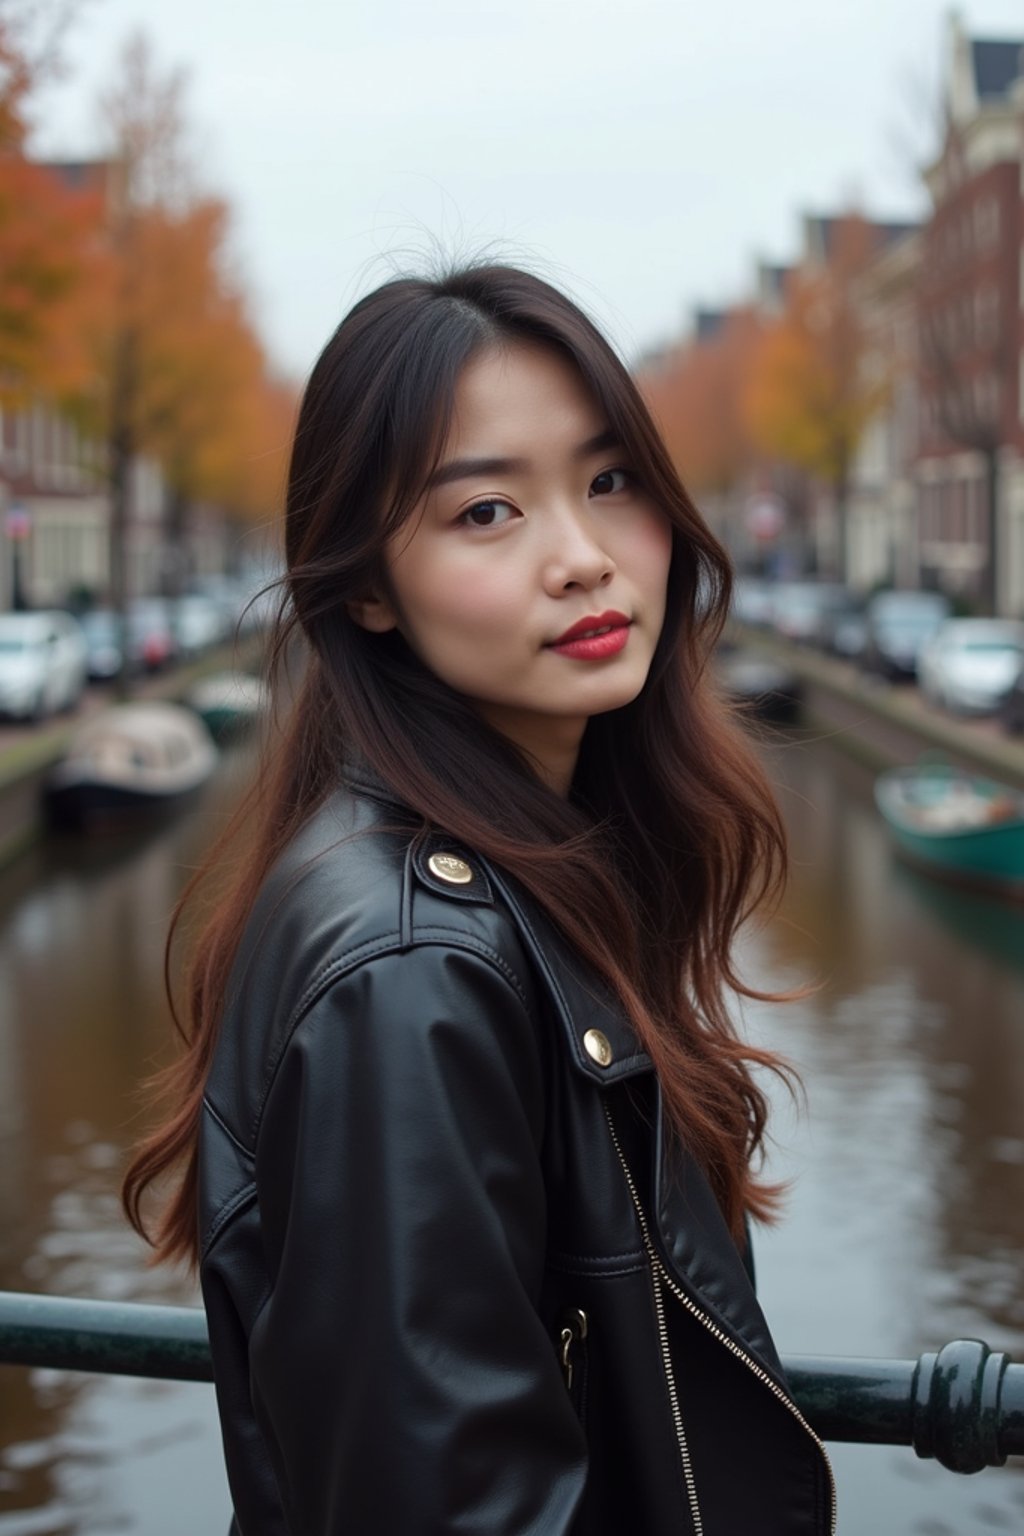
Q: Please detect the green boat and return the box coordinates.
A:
[874,763,1024,900]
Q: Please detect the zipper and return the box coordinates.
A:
[558,1306,589,1419]
[602,1100,837,1536]
[649,1256,705,1534]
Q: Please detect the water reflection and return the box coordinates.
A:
[750,735,1024,1533]
[0,731,1022,1533]
[0,750,247,1534]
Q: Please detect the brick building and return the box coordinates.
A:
[914,18,1024,615]
[847,229,923,592]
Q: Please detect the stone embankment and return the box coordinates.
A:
[726,624,1024,791]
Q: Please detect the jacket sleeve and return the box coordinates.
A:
[245,940,588,1535]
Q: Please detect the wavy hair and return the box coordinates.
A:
[123,262,792,1266]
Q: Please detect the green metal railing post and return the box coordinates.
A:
[1,1292,1022,1473]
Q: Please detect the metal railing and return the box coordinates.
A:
[1,1291,1022,1475]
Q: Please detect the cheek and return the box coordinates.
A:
[402,559,525,647]
[629,511,674,592]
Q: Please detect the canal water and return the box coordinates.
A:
[1,729,1022,1534]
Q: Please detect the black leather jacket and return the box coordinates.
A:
[198,773,835,1535]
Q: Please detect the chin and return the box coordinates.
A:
[574,681,648,717]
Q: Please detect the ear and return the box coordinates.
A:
[346,591,399,633]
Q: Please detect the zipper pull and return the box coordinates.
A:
[559,1308,588,1393]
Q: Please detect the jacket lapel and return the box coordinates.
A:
[345,770,790,1386]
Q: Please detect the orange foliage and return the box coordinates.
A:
[0,15,32,152]
[0,22,293,526]
[0,12,110,402]
[112,199,290,519]
[745,216,888,491]
[59,34,297,527]
[639,309,762,497]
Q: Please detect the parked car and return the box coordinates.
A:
[236,570,282,633]
[730,577,776,629]
[862,590,951,679]
[999,662,1024,736]
[188,574,250,637]
[128,599,178,672]
[79,609,124,681]
[819,591,869,661]
[172,594,229,659]
[0,610,87,720]
[917,619,1024,715]
[767,580,847,642]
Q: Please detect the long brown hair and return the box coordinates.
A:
[123,261,792,1267]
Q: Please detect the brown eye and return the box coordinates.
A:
[458,499,516,528]
[591,468,631,496]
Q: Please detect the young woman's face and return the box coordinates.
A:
[351,341,673,790]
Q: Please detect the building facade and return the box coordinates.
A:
[913,18,1024,615]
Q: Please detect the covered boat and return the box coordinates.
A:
[874,762,1024,900]
[716,647,802,724]
[186,669,268,742]
[45,702,218,831]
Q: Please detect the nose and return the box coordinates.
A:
[542,506,616,595]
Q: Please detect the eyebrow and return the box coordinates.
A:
[424,427,622,492]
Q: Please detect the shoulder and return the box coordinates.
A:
[204,779,544,1149]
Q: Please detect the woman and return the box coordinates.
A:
[124,263,835,1534]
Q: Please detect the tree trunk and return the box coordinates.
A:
[108,329,136,701]
[161,482,189,600]
[833,477,848,586]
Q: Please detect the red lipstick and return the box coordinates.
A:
[548,610,631,661]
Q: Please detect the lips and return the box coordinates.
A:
[549,610,630,646]
[546,609,632,662]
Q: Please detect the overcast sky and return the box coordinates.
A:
[29,1,1024,380]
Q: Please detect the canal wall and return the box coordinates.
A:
[0,639,265,870]
[728,623,1024,791]
[5,630,1023,872]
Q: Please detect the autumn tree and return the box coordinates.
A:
[122,196,294,586]
[0,1,107,401]
[638,308,765,560]
[59,33,291,678]
[745,215,890,582]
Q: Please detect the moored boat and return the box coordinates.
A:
[186,670,268,742]
[45,702,218,832]
[717,647,802,724]
[874,762,1024,900]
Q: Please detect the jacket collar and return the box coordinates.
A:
[343,762,652,1086]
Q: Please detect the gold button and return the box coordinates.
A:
[583,1028,613,1067]
[427,852,474,885]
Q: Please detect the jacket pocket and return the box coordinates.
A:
[557,1307,590,1425]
